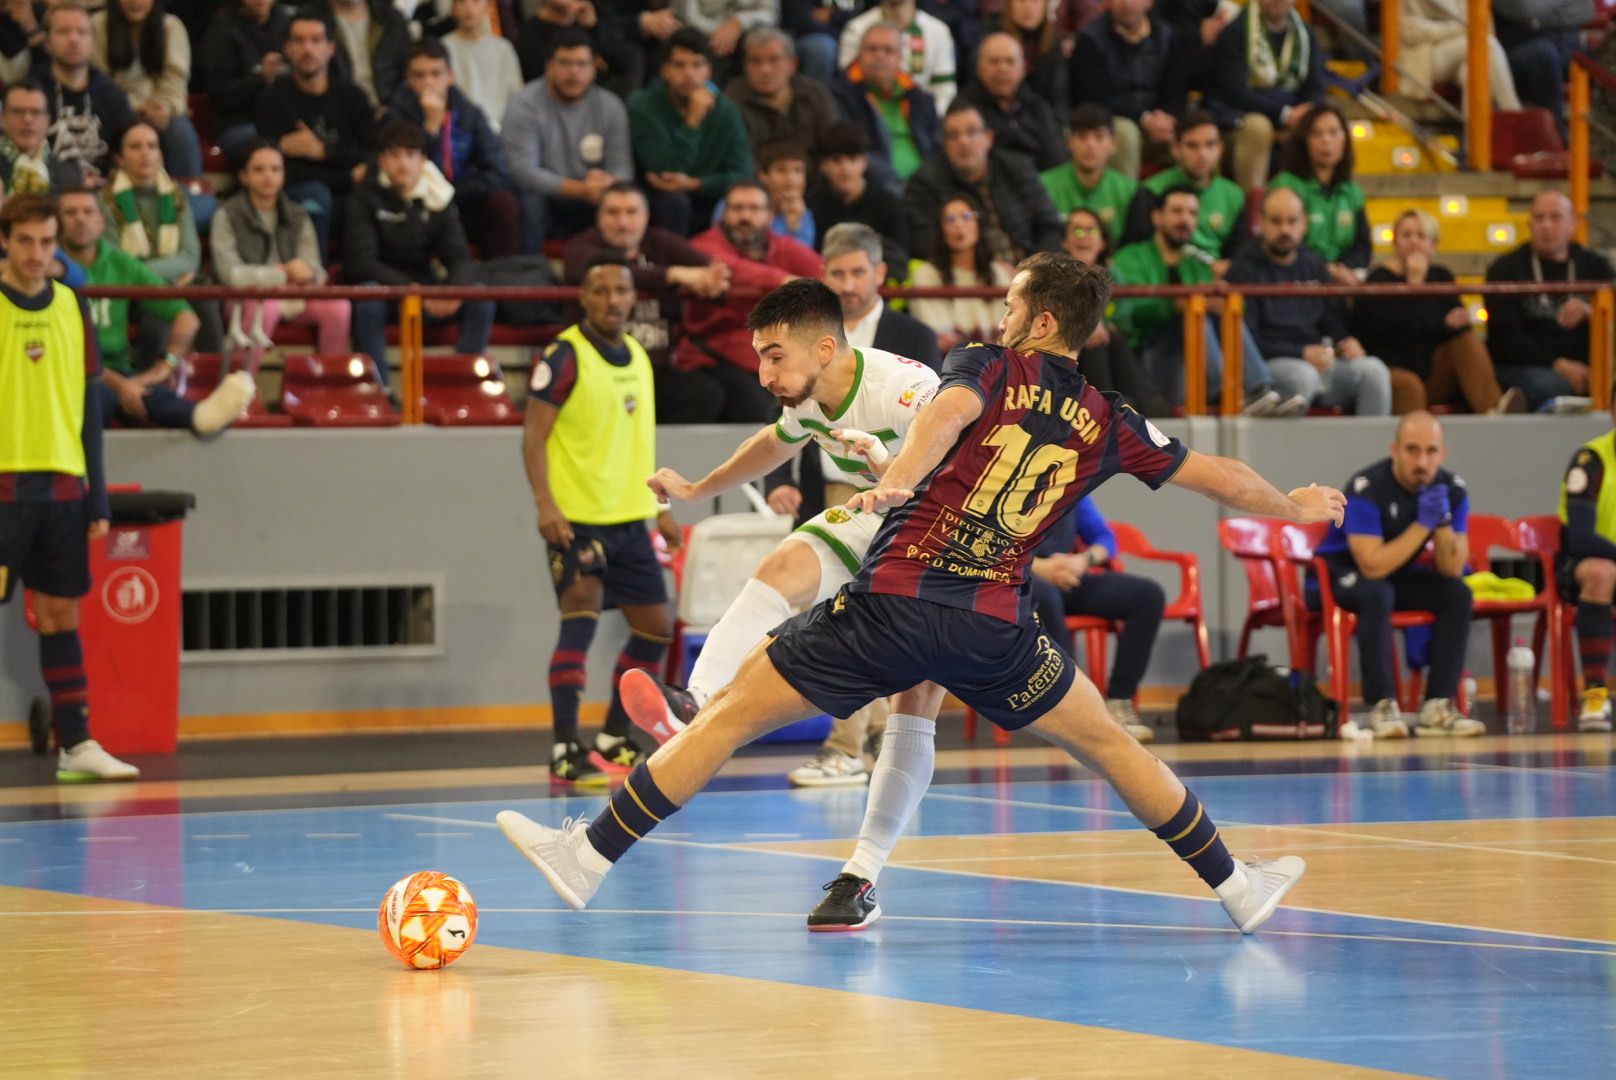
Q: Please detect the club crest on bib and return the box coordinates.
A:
[25,340,44,362]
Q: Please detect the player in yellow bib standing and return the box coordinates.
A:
[523,251,683,785]
[0,193,137,782]
[1556,397,1616,732]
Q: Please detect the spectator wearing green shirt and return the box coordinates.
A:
[629,29,755,235]
[828,21,941,193]
[1123,110,1253,268]
[1040,106,1138,245]
[1267,103,1371,286]
[1111,184,1307,414]
[57,188,253,433]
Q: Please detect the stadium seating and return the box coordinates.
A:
[420,354,523,426]
[178,353,292,428]
[279,353,401,427]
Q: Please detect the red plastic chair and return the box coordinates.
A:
[1219,516,1288,660]
[1111,520,1211,672]
[421,354,523,426]
[179,353,292,428]
[1516,514,1574,729]
[963,521,1208,744]
[279,353,400,427]
[1277,522,1431,715]
[1468,513,1552,702]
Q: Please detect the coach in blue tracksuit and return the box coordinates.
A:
[1311,410,1480,739]
[1029,495,1164,743]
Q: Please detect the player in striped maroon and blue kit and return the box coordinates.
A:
[498,252,1347,935]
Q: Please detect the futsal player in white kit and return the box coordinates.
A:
[617,279,944,784]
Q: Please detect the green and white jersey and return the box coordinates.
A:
[774,347,940,490]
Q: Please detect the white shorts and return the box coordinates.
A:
[786,505,884,605]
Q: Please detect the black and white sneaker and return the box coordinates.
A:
[593,731,650,771]
[550,741,608,787]
[807,873,881,932]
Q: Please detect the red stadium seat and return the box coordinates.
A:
[1516,514,1574,729]
[421,354,523,426]
[279,353,400,427]
[179,353,292,428]
[1219,516,1288,660]
[1468,513,1552,704]
[964,521,1207,744]
[1278,522,1430,716]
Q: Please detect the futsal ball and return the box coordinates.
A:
[379,871,478,970]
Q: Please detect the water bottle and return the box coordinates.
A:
[1459,670,1477,717]
[1506,639,1536,735]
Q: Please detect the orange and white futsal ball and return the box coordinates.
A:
[379,871,478,970]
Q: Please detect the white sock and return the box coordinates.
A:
[1212,861,1250,899]
[843,713,936,883]
[577,834,613,876]
[686,578,792,707]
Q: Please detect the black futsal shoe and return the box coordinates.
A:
[807,873,882,932]
[593,731,650,771]
[550,741,608,787]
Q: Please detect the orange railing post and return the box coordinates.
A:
[1183,294,1208,416]
[1571,61,1591,245]
[1593,286,1615,411]
[1380,0,1400,95]
[1467,0,1492,170]
[400,293,424,425]
[1220,292,1245,417]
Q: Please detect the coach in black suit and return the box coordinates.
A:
[764,221,942,523]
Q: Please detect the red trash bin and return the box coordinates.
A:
[27,486,195,756]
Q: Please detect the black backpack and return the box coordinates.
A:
[1175,655,1340,741]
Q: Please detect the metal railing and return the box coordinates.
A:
[82,280,1616,422]
[1570,52,1616,246]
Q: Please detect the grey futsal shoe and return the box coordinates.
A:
[496,812,606,910]
[1220,856,1308,934]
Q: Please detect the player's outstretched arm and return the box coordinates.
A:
[1168,451,1346,526]
[648,424,801,504]
[847,387,984,513]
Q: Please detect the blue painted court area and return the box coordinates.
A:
[5,762,1615,1079]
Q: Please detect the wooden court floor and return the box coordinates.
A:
[3,733,1613,1079]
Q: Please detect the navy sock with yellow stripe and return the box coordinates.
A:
[1151,789,1235,889]
[586,762,681,863]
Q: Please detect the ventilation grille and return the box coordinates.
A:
[181,580,440,660]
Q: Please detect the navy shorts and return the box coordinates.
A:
[767,591,1075,731]
[546,521,668,608]
[0,501,91,604]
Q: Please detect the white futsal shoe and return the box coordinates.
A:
[1415,698,1485,737]
[1218,856,1308,934]
[496,812,607,910]
[1365,698,1409,739]
[56,739,139,783]
[788,748,869,787]
[1105,699,1154,743]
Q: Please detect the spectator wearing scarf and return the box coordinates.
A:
[1207,0,1324,190]
[829,20,941,192]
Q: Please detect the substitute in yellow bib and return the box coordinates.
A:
[523,251,683,785]
[0,192,137,783]
[1557,400,1616,733]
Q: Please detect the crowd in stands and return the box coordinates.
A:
[0,0,1608,428]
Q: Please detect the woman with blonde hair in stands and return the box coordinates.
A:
[1351,208,1524,416]
[908,191,1014,354]
[211,140,352,372]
